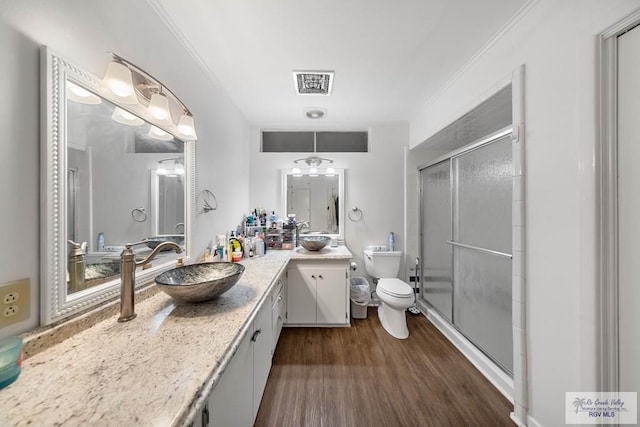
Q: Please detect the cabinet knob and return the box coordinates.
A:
[277,295,283,302]
[311,275,316,279]
[251,329,262,342]
[318,275,323,279]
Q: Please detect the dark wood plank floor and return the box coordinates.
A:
[255,307,513,427]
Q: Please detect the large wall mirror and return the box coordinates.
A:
[280,169,345,240]
[41,48,195,324]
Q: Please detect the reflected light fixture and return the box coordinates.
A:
[148,125,173,141]
[156,158,184,176]
[291,156,334,176]
[101,61,138,104]
[67,81,102,105]
[111,107,144,126]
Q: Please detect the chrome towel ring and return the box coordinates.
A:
[348,206,363,222]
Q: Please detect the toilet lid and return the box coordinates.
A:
[377,278,413,298]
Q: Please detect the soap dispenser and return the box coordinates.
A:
[68,240,87,293]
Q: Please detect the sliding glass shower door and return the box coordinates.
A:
[420,133,513,374]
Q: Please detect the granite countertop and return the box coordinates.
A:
[0,246,353,427]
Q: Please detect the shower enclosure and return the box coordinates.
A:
[420,129,513,375]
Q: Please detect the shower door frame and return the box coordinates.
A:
[415,66,527,425]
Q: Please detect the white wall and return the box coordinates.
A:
[409,1,640,425]
[0,0,250,339]
[249,123,408,286]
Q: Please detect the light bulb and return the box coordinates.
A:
[148,93,171,121]
[292,167,302,177]
[177,114,198,140]
[156,164,168,175]
[309,166,318,177]
[102,62,138,104]
[325,166,335,176]
[174,162,185,176]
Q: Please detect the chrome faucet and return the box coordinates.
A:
[118,240,183,322]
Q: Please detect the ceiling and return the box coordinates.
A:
[151,0,528,127]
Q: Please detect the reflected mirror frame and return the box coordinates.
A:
[280,168,345,241]
[40,47,196,325]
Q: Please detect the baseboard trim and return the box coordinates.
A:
[418,301,514,402]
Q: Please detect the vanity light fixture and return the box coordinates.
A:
[101,61,138,104]
[67,81,102,105]
[148,125,173,141]
[291,156,334,176]
[111,107,144,126]
[101,53,198,140]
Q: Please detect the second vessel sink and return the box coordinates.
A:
[155,262,245,303]
[298,235,331,251]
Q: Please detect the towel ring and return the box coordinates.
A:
[202,189,218,213]
[131,207,147,222]
[348,206,363,222]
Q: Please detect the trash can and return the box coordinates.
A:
[350,277,371,319]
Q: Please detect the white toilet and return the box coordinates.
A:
[364,248,414,339]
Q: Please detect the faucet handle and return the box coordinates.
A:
[142,263,152,270]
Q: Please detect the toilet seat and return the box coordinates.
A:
[377,278,413,298]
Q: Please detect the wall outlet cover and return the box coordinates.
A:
[0,279,30,328]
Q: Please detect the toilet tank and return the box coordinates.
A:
[363,249,402,278]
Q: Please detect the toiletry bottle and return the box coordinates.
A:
[97,232,105,252]
[388,232,395,251]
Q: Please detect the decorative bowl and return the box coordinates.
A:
[0,336,23,390]
[298,235,331,251]
[155,262,245,303]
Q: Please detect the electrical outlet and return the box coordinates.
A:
[3,292,19,304]
[3,305,19,317]
[0,279,30,327]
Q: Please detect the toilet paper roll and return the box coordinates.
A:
[350,262,357,271]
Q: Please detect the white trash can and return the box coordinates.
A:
[350,277,371,319]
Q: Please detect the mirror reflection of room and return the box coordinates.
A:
[286,174,339,234]
[65,83,185,294]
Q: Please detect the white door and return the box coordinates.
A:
[316,266,347,324]
[618,23,640,396]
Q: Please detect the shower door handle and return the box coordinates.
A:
[445,240,512,259]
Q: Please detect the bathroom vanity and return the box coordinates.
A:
[0,247,352,427]
[285,246,353,326]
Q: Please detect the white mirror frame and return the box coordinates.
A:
[40,47,196,325]
[280,168,345,241]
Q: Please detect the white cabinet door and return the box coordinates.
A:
[252,301,273,422]
[208,331,253,427]
[286,265,317,324]
[316,266,348,324]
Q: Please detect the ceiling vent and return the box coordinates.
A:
[293,71,334,95]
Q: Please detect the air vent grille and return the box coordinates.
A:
[293,71,334,95]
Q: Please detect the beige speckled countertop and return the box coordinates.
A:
[0,246,352,427]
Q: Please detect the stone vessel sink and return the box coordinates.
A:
[298,235,331,251]
[155,262,245,303]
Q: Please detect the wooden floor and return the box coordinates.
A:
[255,308,513,427]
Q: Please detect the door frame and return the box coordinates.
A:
[597,9,640,395]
